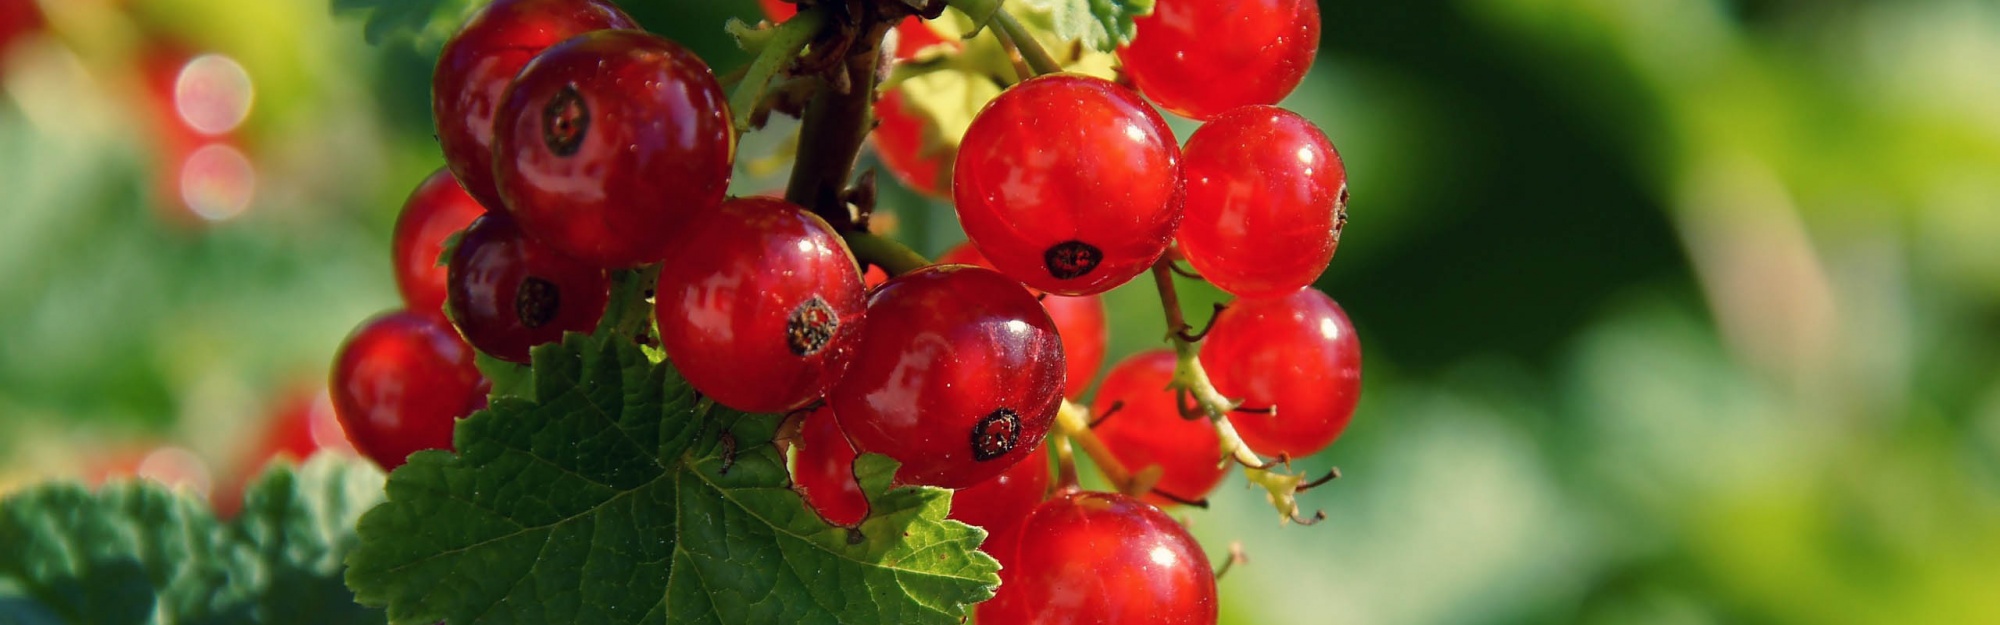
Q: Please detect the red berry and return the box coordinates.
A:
[392,168,487,318]
[330,311,488,469]
[946,442,1049,539]
[447,213,611,363]
[656,197,866,413]
[433,0,636,211]
[1092,350,1226,506]
[493,29,733,269]
[977,491,1217,624]
[1119,0,1319,121]
[791,405,868,527]
[1178,106,1346,297]
[953,74,1183,296]
[829,266,1065,488]
[871,88,948,197]
[1199,288,1361,458]
[938,243,1107,398]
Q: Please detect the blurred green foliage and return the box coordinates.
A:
[3,0,1999,623]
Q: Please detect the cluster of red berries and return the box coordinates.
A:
[329,0,1354,622]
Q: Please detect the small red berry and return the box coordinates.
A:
[330,311,488,469]
[1199,288,1361,458]
[392,168,486,319]
[791,405,869,527]
[447,213,611,363]
[1177,105,1346,297]
[1119,0,1319,121]
[1093,350,1227,506]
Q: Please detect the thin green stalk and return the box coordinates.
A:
[727,9,828,137]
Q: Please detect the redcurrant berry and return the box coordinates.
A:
[953,74,1183,296]
[656,197,866,414]
[791,405,868,527]
[1199,288,1361,458]
[493,29,733,269]
[939,242,1107,398]
[829,266,1064,488]
[330,311,488,469]
[392,168,486,319]
[976,491,1217,625]
[1119,0,1319,121]
[871,88,948,197]
[1178,105,1346,297]
[447,213,611,363]
[1093,350,1226,506]
[946,441,1049,539]
[433,0,635,210]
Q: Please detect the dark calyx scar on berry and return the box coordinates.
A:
[542,84,588,156]
[972,408,1023,461]
[785,295,839,356]
[1045,240,1102,280]
[514,276,560,328]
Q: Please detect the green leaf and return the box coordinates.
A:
[1016,0,1155,51]
[344,332,999,625]
[0,455,388,624]
[330,0,482,47]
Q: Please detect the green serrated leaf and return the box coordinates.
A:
[0,455,387,625]
[331,0,482,48]
[344,332,998,625]
[1016,0,1154,51]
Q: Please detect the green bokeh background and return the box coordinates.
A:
[5,0,2000,623]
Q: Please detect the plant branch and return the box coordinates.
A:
[784,15,895,232]
[727,10,828,137]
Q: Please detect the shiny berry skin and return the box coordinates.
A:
[976,491,1217,625]
[330,311,488,470]
[656,197,866,413]
[946,441,1049,539]
[953,74,1183,296]
[939,243,1106,398]
[1199,288,1361,458]
[1118,0,1319,121]
[1092,350,1226,505]
[872,88,948,197]
[432,0,636,211]
[392,168,487,318]
[829,266,1065,488]
[447,213,611,363]
[792,405,868,527]
[493,29,733,269]
[1178,106,1346,298]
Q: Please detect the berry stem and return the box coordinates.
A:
[1054,399,1146,497]
[990,8,1062,77]
[842,231,931,276]
[784,16,895,232]
[726,8,828,137]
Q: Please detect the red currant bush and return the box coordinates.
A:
[655,197,866,414]
[953,74,1184,296]
[977,490,1218,625]
[829,265,1065,489]
[1093,349,1227,505]
[447,213,611,363]
[791,404,868,527]
[391,168,486,319]
[330,311,488,469]
[1178,105,1347,298]
[1200,288,1362,458]
[493,29,733,269]
[433,0,636,211]
[1119,0,1320,121]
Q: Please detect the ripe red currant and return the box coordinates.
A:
[493,29,733,269]
[447,213,611,364]
[871,88,948,197]
[791,405,868,527]
[1093,350,1227,506]
[1119,0,1320,121]
[655,197,866,414]
[330,311,489,470]
[829,266,1065,489]
[953,74,1183,296]
[392,168,486,319]
[946,441,1049,539]
[1199,288,1361,458]
[1178,105,1346,298]
[433,0,636,211]
[976,491,1218,625]
[939,242,1107,398]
